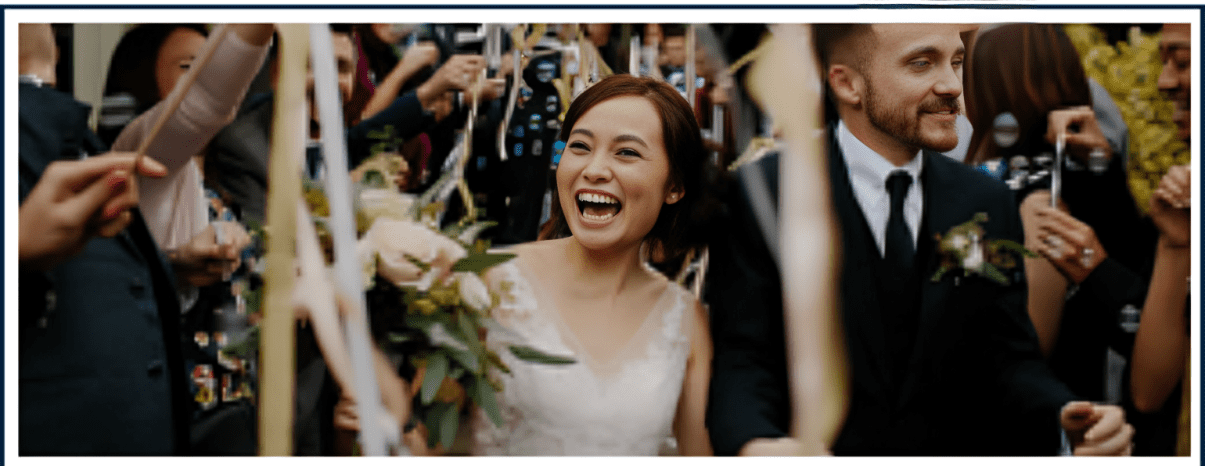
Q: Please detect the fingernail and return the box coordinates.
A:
[103,206,123,220]
[108,171,129,189]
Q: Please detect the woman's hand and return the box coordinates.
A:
[1046,106,1111,166]
[19,152,167,271]
[167,221,251,287]
[1026,191,1108,284]
[1149,164,1191,248]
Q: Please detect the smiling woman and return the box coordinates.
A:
[100,24,209,146]
[468,74,714,456]
[541,74,708,263]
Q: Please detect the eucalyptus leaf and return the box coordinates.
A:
[471,376,503,427]
[508,345,576,365]
[452,252,517,274]
[437,401,460,450]
[421,352,449,404]
[930,265,950,282]
[457,314,489,359]
[982,263,1010,285]
[994,239,1038,258]
[424,402,453,448]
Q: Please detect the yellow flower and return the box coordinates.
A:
[411,298,439,316]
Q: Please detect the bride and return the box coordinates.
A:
[473,74,713,455]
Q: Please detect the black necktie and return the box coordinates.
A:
[884,171,914,272]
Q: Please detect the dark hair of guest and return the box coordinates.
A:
[103,24,209,115]
[964,23,1092,165]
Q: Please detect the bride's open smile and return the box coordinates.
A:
[556,95,681,252]
[575,189,622,224]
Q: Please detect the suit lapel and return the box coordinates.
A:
[898,152,966,406]
[827,135,893,405]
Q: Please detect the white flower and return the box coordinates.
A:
[962,243,985,271]
[950,234,968,251]
[359,188,415,225]
[358,218,467,286]
[457,272,492,312]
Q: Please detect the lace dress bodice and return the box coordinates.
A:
[472,261,694,456]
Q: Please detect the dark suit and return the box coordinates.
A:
[19,83,191,455]
[706,130,1076,455]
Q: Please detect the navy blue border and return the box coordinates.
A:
[2,4,1202,459]
[0,3,1199,9]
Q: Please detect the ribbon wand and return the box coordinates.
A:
[309,23,394,456]
[746,24,848,454]
[260,23,307,456]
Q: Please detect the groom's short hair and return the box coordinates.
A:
[813,24,873,123]
[813,24,873,75]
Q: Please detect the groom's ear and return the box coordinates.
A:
[828,64,864,107]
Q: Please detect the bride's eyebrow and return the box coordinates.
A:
[569,128,593,139]
[614,134,648,149]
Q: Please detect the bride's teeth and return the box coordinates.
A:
[578,192,617,204]
[582,211,615,221]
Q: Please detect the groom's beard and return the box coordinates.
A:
[865,82,961,153]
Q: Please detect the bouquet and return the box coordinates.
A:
[329,150,574,450]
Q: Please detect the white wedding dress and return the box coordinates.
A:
[472,261,695,456]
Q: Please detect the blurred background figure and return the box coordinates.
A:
[19,22,192,455]
[964,23,1182,456]
[1157,23,1190,143]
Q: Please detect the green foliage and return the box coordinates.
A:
[508,345,577,365]
[452,252,518,274]
[220,326,260,360]
[421,353,449,404]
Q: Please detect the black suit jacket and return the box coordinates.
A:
[705,131,1076,455]
[18,83,191,455]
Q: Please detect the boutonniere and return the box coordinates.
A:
[931,212,1037,285]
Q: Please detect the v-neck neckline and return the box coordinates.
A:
[512,255,677,377]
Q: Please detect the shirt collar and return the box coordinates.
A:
[838,120,924,189]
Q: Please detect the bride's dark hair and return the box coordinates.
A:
[540,74,708,263]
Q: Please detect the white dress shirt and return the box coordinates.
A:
[837,120,924,257]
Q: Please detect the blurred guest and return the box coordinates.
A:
[207,24,490,224]
[99,24,209,146]
[108,24,267,258]
[964,25,1158,422]
[19,23,190,455]
[1157,23,1190,142]
[1130,165,1191,456]
[1126,24,1193,456]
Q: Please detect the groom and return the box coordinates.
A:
[706,24,1133,456]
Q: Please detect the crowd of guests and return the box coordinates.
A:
[17,21,1192,456]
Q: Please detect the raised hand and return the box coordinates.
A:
[167,221,251,287]
[416,54,486,110]
[400,41,440,72]
[1046,106,1111,165]
[1149,164,1191,248]
[19,152,167,271]
[1025,191,1108,284]
[1060,401,1133,456]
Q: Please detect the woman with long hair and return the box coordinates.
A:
[965,23,1166,454]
